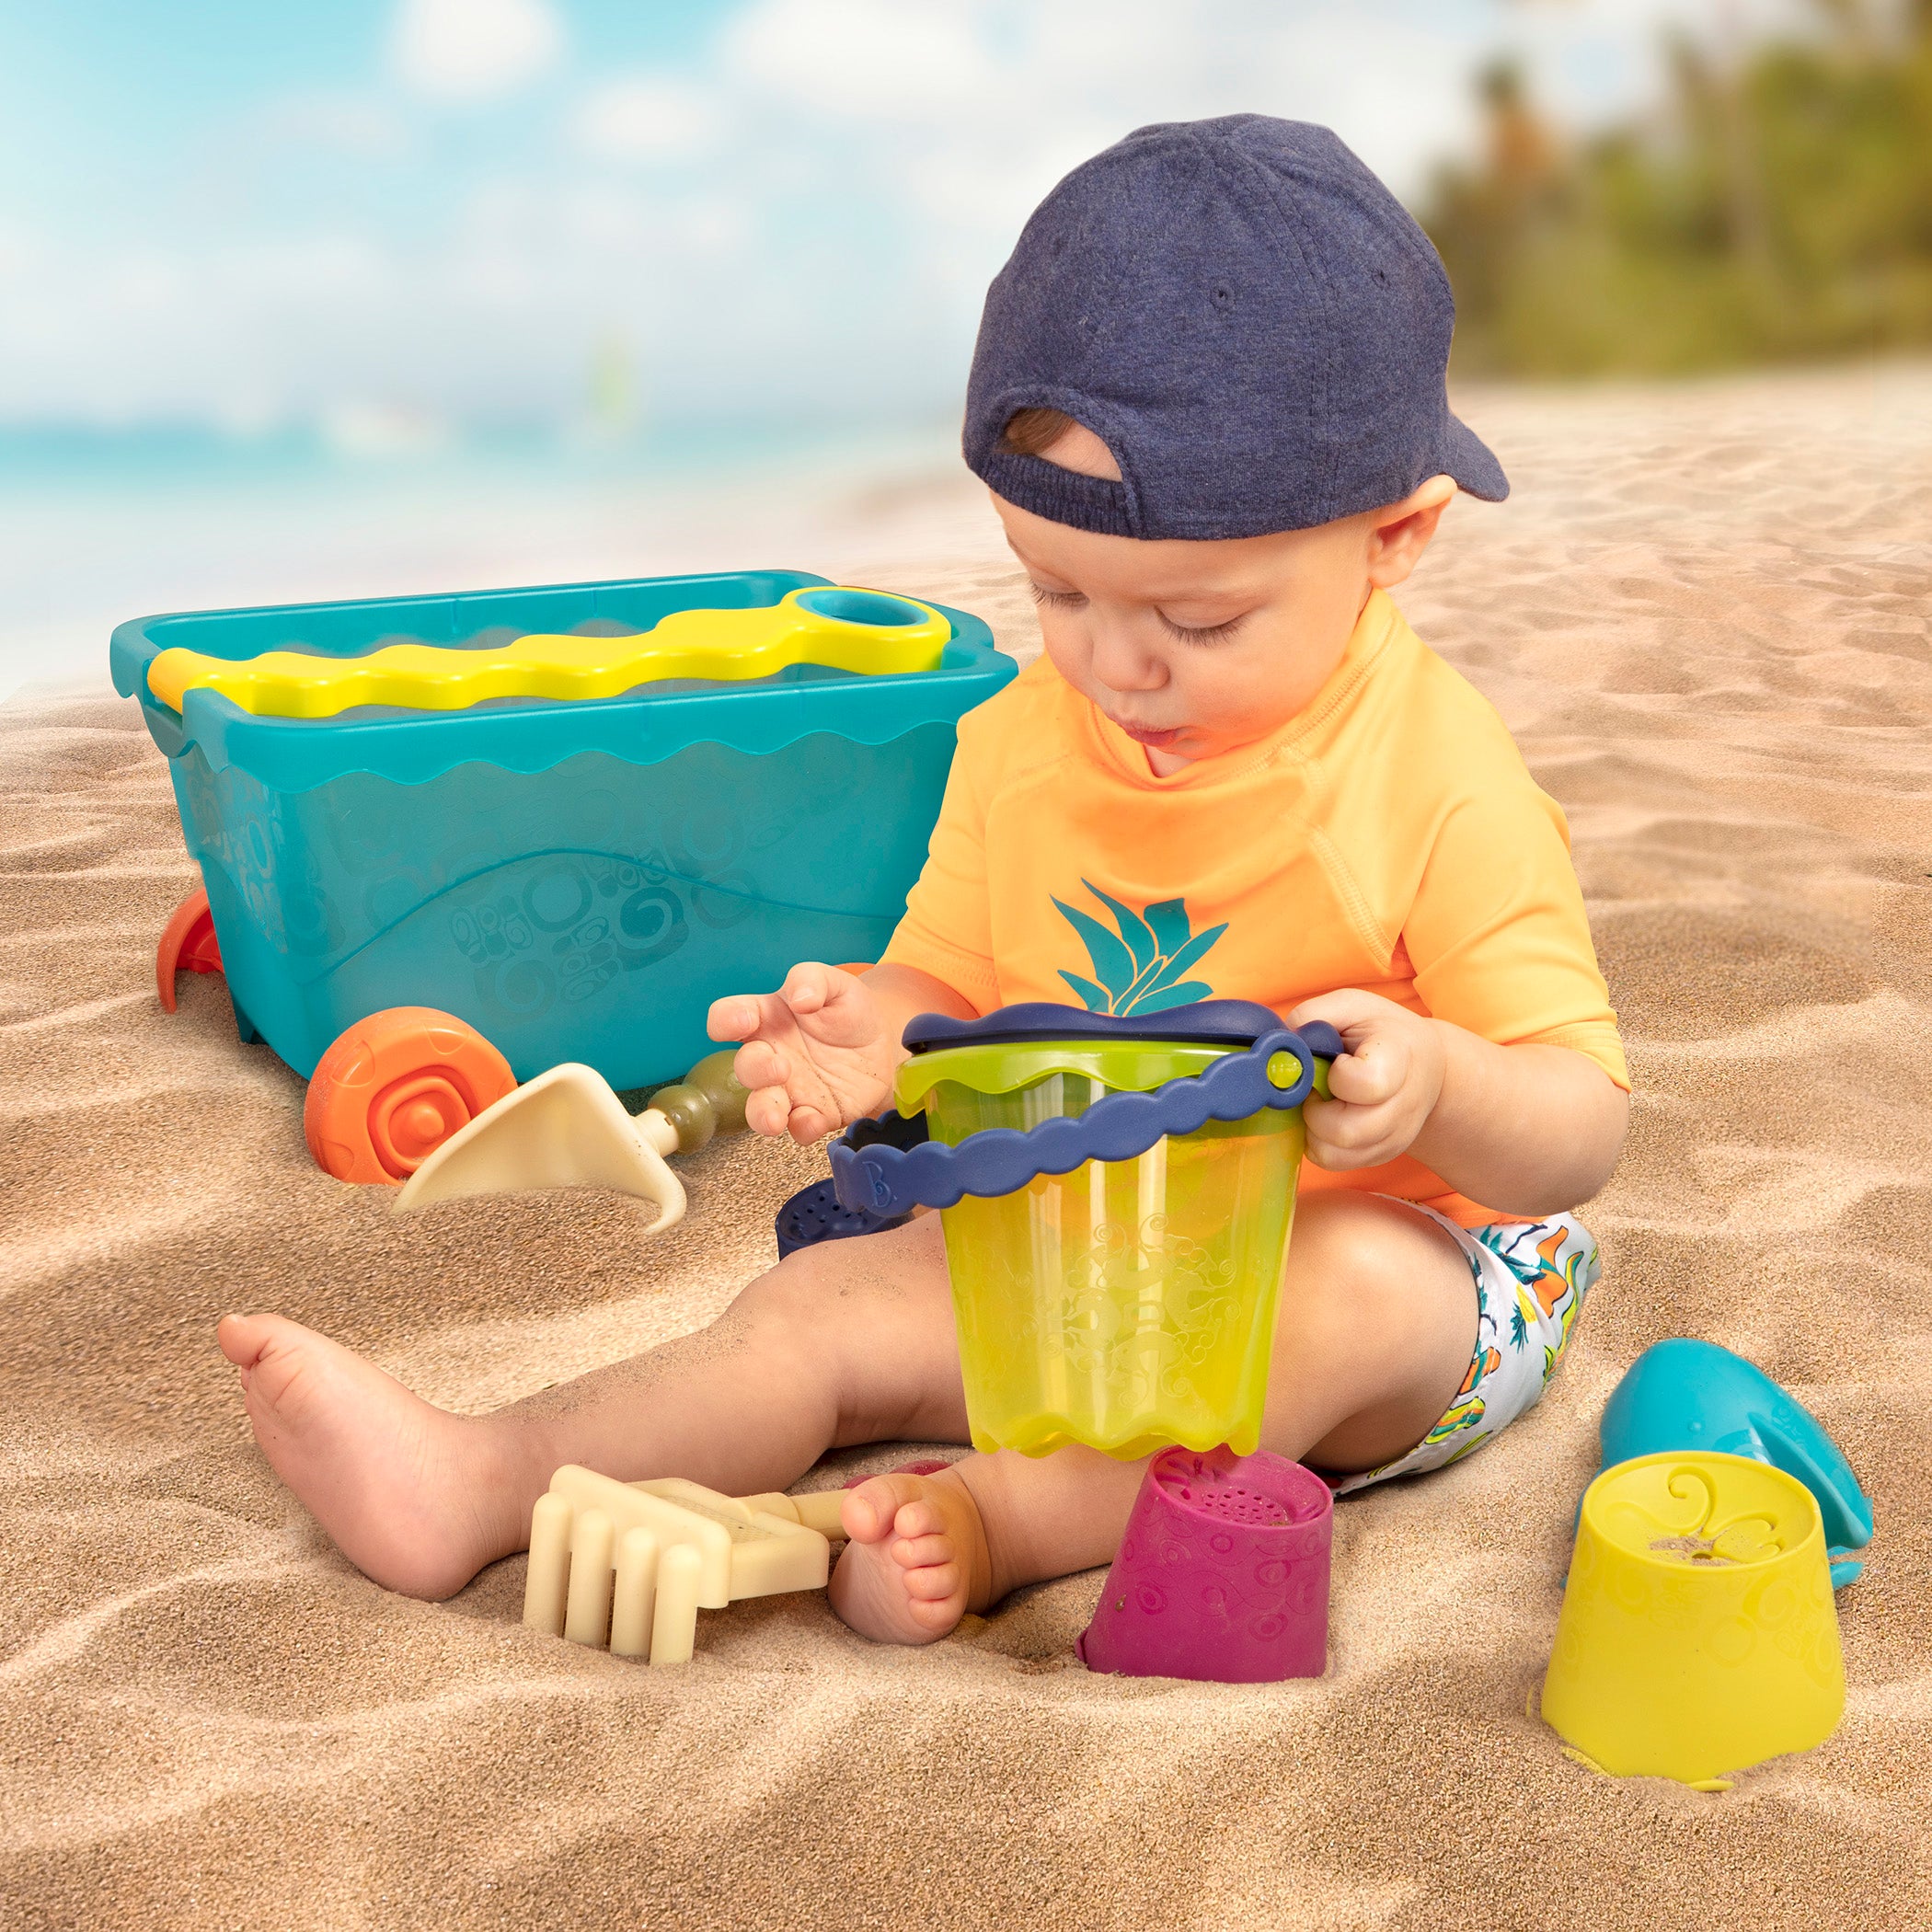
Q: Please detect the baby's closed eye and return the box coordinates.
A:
[1028,583,1087,612]
[1155,608,1249,644]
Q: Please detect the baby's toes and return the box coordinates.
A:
[888,1497,947,1541]
[888,1529,954,1570]
[902,1558,961,1604]
[826,1471,983,1647]
[840,1473,925,1544]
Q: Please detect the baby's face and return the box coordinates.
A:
[993,423,1452,775]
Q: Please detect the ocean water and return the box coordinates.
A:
[0,419,962,706]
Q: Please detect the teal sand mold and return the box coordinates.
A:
[1593,1339,1874,1588]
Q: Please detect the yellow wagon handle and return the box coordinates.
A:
[145,585,949,719]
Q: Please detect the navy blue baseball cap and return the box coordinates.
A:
[964,115,1507,541]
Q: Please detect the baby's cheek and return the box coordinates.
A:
[1038,627,1099,699]
[1182,664,1279,739]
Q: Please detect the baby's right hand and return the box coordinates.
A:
[706,964,898,1143]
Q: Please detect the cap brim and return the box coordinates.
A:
[1441,411,1509,501]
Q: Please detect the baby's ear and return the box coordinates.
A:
[1366,475,1457,587]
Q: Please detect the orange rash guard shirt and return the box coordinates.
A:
[880,589,1627,1228]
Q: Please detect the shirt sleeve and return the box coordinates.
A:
[1405,777,1629,1090]
[879,729,1002,1013]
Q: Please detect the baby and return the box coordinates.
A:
[217,118,1627,1645]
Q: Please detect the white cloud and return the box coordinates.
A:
[708,0,1479,247]
[389,0,563,103]
[572,76,723,163]
[721,0,998,120]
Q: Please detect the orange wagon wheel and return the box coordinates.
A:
[304,1006,516,1186]
[156,886,224,1012]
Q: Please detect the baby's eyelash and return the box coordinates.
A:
[1028,581,1244,643]
[1157,611,1247,644]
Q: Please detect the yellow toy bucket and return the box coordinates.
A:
[829,1001,1339,1460]
[1540,1451,1845,1785]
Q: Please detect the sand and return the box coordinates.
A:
[3,362,1930,1929]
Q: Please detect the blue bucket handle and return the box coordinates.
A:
[830,1022,1340,1219]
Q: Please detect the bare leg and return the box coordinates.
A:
[218,1213,962,1600]
[830,1191,1476,1642]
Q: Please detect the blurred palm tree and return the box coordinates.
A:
[1426,0,1932,373]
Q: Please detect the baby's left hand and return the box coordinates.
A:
[1286,989,1445,1171]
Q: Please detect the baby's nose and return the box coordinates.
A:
[1088,623,1168,693]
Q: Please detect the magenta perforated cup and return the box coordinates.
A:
[1076,1445,1332,1683]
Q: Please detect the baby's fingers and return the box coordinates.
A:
[706,995,753,1042]
[743,1087,836,1142]
[1303,1094,1409,1170]
[787,964,886,1048]
[784,1100,839,1145]
[779,961,837,1014]
[707,990,780,1043]
[742,1084,796,1138]
[1322,1034,1403,1107]
[732,1039,790,1092]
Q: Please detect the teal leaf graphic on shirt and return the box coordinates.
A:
[1144,898,1193,958]
[1058,971,1113,1012]
[1129,980,1217,1012]
[1052,880,1229,1015]
[1082,884,1158,977]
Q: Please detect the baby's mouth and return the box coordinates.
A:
[1108,716,1184,749]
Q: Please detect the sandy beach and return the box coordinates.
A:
[3,362,1930,1928]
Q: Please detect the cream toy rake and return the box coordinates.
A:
[523,1467,848,1665]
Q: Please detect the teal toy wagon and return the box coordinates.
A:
[113,569,1011,1183]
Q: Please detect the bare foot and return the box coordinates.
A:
[828,1468,998,1645]
[217,1312,531,1600]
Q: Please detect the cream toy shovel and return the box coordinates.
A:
[393,1048,750,1232]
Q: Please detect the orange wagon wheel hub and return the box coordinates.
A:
[304,1007,515,1185]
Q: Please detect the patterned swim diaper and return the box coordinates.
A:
[1328,1206,1600,1496]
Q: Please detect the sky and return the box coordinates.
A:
[0,0,1816,442]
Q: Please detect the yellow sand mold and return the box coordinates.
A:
[1540,1452,1845,1784]
[145,585,949,719]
